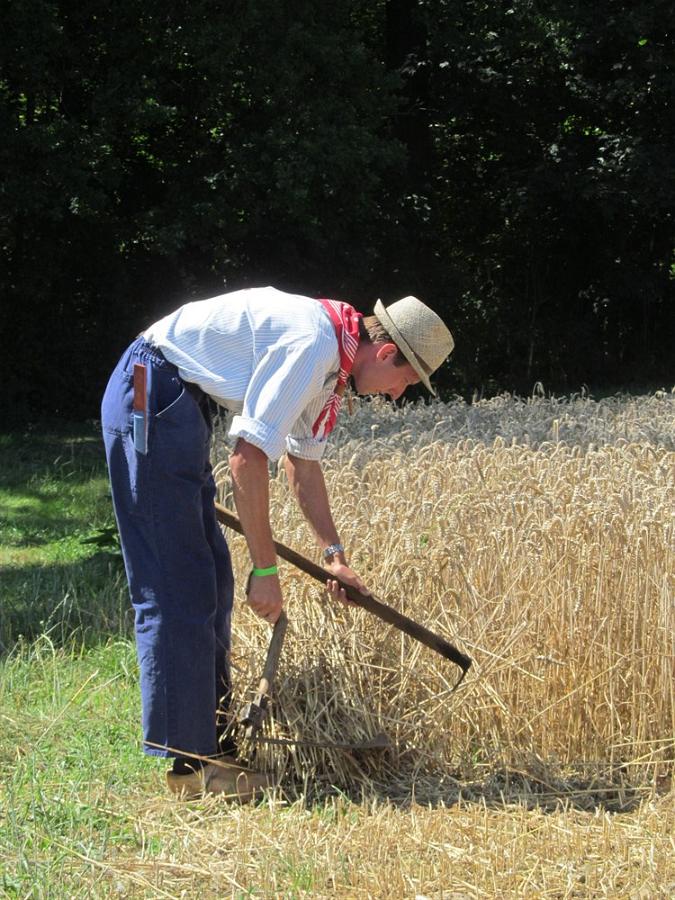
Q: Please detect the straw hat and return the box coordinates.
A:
[374,297,454,395]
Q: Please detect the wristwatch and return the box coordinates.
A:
[323,543,345,563]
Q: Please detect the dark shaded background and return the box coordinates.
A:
[2,0,673,421]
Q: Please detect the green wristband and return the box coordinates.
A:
[251,565,279,577]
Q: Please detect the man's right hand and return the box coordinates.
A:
[246,573,283,624]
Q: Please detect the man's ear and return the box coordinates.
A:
[374,342,399,362]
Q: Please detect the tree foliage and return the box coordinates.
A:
[1,1,672,419]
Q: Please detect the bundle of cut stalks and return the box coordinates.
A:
[212,392,674,804]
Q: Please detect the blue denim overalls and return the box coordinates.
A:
[101,337,234,759]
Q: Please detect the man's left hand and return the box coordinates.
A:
[324,560,371,606]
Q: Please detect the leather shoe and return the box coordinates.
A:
[166,756,272,801]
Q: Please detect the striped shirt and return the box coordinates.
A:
[143,286,340,461]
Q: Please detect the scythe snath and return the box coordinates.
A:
[214,502,472,686]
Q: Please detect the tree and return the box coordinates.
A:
[0,0,404,418]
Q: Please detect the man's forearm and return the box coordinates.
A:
[284,454,342,554]
[285,453,371,597]
[229,438,277,568]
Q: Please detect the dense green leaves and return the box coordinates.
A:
[1,1,672,419]
[417,0,674,391]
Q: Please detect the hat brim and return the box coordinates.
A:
[374,299,435,395]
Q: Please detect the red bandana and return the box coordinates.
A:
[312,299,362,438]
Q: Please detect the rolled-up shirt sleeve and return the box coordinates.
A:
[229,335,336,461]
[285,391,331,460]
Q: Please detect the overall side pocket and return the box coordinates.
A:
[101,371,134,436]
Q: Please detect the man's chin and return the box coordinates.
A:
[348,375,365,397]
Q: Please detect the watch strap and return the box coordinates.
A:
[323,543,345,561]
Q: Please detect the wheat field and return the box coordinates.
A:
[212,391,674,807]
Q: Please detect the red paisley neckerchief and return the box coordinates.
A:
[312,299,362,438]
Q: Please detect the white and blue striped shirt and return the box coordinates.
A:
[143,286,340,461]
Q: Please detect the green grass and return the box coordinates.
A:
[0,426,152,895]
[0,426,130,651]
[0,638,164,897]
[0,426,111,565]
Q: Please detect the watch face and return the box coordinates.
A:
[324,544,344,560]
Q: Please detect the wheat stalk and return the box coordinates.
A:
[210,391,674,801]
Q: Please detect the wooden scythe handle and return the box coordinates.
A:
[259,609,288,697]
[215,502,472,681]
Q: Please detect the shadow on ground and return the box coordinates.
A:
[0,552,131,653]
[293,762,664,815]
